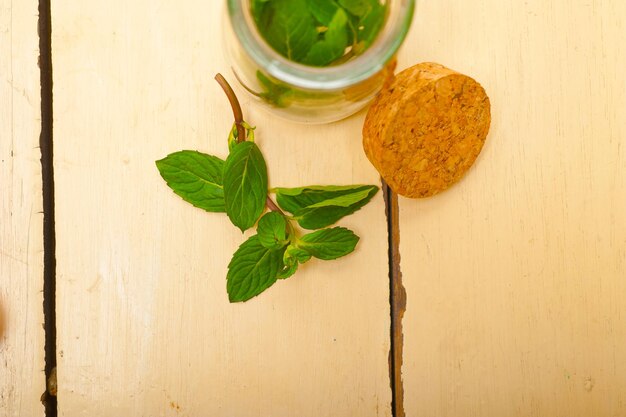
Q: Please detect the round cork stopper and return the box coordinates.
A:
[363,62,491,198]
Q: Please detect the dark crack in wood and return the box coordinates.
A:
[384,181,406,417]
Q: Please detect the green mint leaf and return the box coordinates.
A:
[155,150,226,212]
[277,262,298,279]
[337,0,375,17]
[257,0,319,62]
[257,212,289,250]
[284,244,312,265]
[251,0,270,15]
[305,188,373,208]
[346,14,359,46]
[308,0,340,26]
[252,0,273,31]
[357,0,385,47]
[274,185,379,229]
[298,227,359,260]
[223,141,268,232]
[228,124,238,152]
[277,244,312,279]
[303,8,350,67]
[257,71,294,108]
[227,235,286,302]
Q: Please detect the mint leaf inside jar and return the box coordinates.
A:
[252,0,387,67]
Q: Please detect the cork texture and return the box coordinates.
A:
[363,62,491,198]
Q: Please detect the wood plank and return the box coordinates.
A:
[398,1,626,416]
[52,2,391,416]
[0,0,46,416]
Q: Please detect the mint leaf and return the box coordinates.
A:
[278,244,312,280]
[277,263,298,279]
[223,141,268,232]
[337,0,375,17]
[274,184,379,229]
[258,0,319,62]
[251,0,270,17]
[305,188,373,208]
[227,235,286,302]
[307,0,340,25]
[257,212,289,250]
[304,8,350,66]
[274,184,374,197]
[299,227,359,260]
[252,1,273,36]
[284,244,312,264]
[257,71,293,108]
[357,0,385,47]
[155,150,226,212]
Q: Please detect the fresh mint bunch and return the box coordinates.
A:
[156,74,379,302]
[252,0,386,67]
[247,0,387,108]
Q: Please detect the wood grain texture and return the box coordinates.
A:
[52,2,391,416]
[398,1,626,416]
[0,0,46,415]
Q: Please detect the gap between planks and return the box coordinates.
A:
[38,0,57,415]
[384,182,406,417]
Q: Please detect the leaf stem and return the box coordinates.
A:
[215,72,285,216]
[215,73,246,142]
[266,197,283,214]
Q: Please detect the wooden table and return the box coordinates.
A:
[2,1,625,416]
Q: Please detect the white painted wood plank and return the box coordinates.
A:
[0,1,46,416]
[52,2,391,416]
[398,1,626,416]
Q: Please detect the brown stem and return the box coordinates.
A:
[215,73,246,142]
[215,73,284,216]
[266,197,284,215]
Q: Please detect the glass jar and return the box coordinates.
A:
[223,0,415,124]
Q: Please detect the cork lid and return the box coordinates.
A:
[363,62,491,198]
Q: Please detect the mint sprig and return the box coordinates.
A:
[249,0,387,108]
[156,74,379,302]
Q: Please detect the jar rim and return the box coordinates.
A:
[227,0,416,91]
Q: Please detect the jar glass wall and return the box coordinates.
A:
[224,0,415,124]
